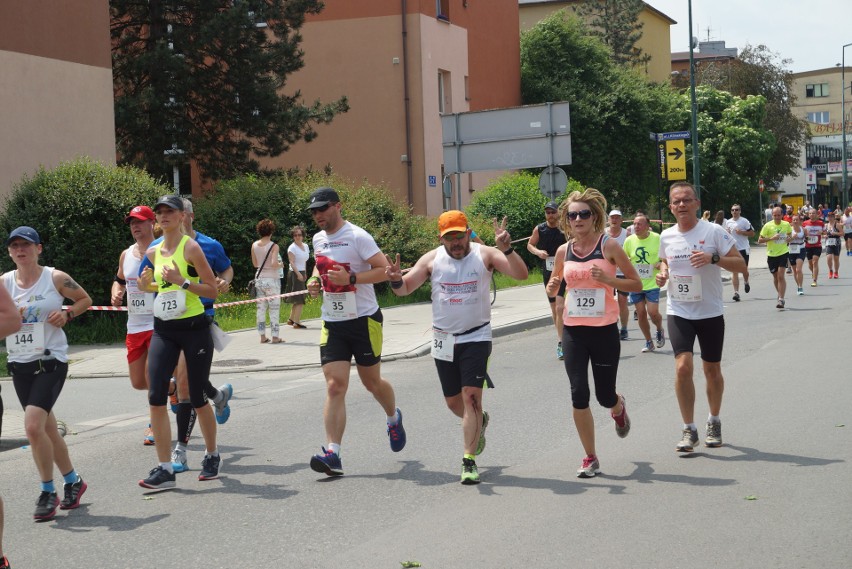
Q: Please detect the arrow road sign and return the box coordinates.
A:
[668,146,683,161]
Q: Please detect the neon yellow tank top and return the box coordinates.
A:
[153,235,204,319]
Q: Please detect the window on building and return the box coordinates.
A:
[436,0,449,21]
[805,83,829,98]
[438,70,452,114]
[806,111,830,124]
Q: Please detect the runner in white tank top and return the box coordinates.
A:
[385,212,528,484]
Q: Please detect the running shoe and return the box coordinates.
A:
[33,491,59,521]
[1,555,9,569]
[705,421,723,448]
[633,310,638,321]
[198,454,221,481]
[811,281,817,287]
[576,455,600,478]
[214,383,233,425]
[476,411,489,456]
[655,329,666,349]
[732,292,740,302]
[676,427,699,453]
[556,342,564,360]
[611,395,630,438]
[786,268,792,274]
[168,378,178,413]
[642,340,654,353]
[776,299,785,309]
[171,447,188,473]
[310,447,343,476]
[461,457,480,485]
[139,466,176,490]
[744,282,750,293]
[60,476,87,510]
[619,328,628,341]
[387,407,406,452]
[797,287,803,296]
[143,424,155,446]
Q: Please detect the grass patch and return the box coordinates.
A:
[27,268,544,345]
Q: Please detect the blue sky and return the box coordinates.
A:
[648,0,852,73]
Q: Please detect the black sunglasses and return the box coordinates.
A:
[310,204,331,213]
[567,209,593,220]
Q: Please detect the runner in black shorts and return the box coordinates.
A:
[386,211,528,484]
[527,201,566,359]
[306,187,406,477]
[657,182,746,453]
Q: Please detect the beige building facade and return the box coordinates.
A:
[778,66,852,204]
[259,1,522,216]
[0,1,116,201]
[518,0,675,84]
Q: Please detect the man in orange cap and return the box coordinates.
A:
[385,210,528,484]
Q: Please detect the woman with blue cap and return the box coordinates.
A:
[2,226,92,521]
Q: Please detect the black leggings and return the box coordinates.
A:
[148,315,213,409]
[562,323,620,410]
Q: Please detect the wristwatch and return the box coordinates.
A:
[710,253,720,264]
[349,273,357,285]
[181,279,191,290]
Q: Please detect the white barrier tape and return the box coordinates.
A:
[76,289,311,312]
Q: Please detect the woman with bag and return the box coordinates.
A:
[285,225,310,329]
[251,219,283,343]
[2,226,92,520]
[138,195,222,489]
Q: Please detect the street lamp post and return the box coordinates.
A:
[688,0,701,202]
[842,43,852,208]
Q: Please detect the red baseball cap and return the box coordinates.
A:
[125,205,155,223]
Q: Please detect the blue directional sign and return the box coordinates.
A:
[656,131,691,141]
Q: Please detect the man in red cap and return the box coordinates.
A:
[111,205,157,444]
[385,210,528,484]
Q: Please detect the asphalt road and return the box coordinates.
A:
[1,264,851,568]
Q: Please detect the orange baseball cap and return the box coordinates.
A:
[438,210,468,237]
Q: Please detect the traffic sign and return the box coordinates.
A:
[759,179,765,193]
[654,131,689,181]
[665,139,686,181]
[656,131,691,141]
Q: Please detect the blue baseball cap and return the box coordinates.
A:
[6,226,40,246]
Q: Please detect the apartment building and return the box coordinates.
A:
[261,1,522,216]
[778,66,852,205]
[0,1,116,200]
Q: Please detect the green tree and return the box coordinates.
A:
[681,86,776,214]
[0,159,168,305]
[521,12,681,212]
[110,0,349,183]
[573,0,651,70]
[697,44,809,186]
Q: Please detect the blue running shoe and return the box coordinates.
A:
[387,408,406,452]
[310,447,343,476]
[214,383,233,425]
[171,447,188,473]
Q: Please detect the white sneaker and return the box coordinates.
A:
[641,340,655,353]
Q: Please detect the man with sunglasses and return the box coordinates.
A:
[656,182,746,453]
[722,204,754,302]
[385,211,528,484]
[526,201,567,359]
[305,187,406,477]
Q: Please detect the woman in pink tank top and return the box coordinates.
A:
[545,188,642,478]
